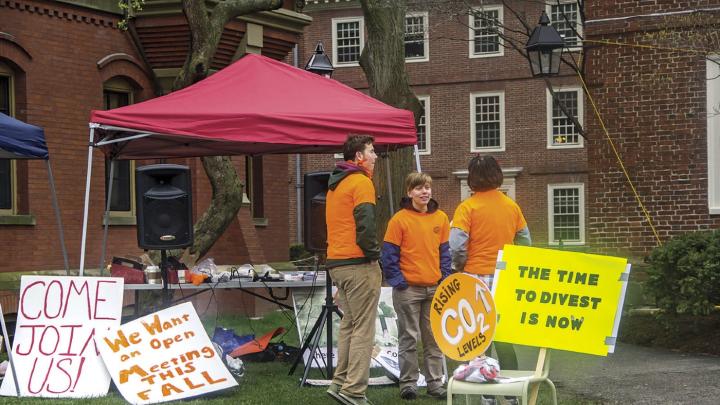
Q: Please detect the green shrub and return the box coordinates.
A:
[289,243,312,261]
[645,230,720,316]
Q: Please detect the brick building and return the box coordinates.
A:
[291,0,588,251]
[0,0,310,273]
[584,1,720,258]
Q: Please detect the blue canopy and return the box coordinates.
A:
[0,112,48,159]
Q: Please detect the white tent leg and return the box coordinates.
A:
[99,159,115,275]
[79,127,95,276]
[414,145,422,172]
[46,160,70,275]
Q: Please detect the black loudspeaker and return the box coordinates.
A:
[135,164,193,250]
[304,171,330,253]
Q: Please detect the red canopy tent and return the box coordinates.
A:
[80,53,417,273]
[90,53,416,158]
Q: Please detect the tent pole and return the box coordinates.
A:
[385,151,394,215]
[79,127,95,276]
[413,145,422,172]
[99,159,115,275]
[46,160,70,276]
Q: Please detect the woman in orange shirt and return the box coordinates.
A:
[449,155,531,405]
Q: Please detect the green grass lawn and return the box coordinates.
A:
[0,309,600,404]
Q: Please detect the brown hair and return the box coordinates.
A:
[405,172,432,193]
[467,155,503,192]
[343,134,375,161]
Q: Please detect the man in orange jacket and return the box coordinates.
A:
[325,135,381,405]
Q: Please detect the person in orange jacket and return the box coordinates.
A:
[381,172,451,401]
[325,134,381,405]
[449,155,531,405]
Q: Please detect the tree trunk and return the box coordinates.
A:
[359,0,423,240]
[164,0,282,259]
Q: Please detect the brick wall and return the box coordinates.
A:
[585,2,720,258]
[290,1,588,248]
[0,0,289,272]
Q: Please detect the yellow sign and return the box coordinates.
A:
[493,245,630,356]
[430,273,496,361]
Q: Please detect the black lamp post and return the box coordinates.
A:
[525,11,565,76]
[304,41,334,78]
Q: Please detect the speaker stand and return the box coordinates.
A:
[289,257,342,385]
[160,250,173,306]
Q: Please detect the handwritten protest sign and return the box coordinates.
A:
[0,276,123,397]
[98,302,236,404]
[430,273,496,361]
[492,245,630,356]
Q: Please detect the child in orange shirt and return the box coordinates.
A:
[381,172,451,400]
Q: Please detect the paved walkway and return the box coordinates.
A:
[515,343,720,404]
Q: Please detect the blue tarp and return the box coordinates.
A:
[0,112,48,159]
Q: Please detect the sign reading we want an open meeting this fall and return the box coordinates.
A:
[98,302,236,404]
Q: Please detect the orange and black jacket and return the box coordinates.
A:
[325,161,380,268]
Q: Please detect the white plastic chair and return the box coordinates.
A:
[446,348,557,405]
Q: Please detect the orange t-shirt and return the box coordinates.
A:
[326,172,376,260]
[451,189,527,275]
[383,209,450,286]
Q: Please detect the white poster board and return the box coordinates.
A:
[0,276,124,397]
[293,286,399,368]
[97,302,237,404]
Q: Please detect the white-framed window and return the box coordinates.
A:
[547,1,582,49]
[547,87,584,148]
[103,78,136,221]
[708,56,720,214]
[405,12,429,62]
[332,17,364,67]
[0,62,16,215]
[470,92,505,152]
[469,6,504,58]
[548,183,585,245]
[416,96,430,155]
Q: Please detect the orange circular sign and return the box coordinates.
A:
[430,273,497,361]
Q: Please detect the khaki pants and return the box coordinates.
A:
[330,262,382,397]
[392,285,444,391]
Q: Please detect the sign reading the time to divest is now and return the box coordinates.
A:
[493,245,631,356]
[430,273,496,361]
[97,302,237,404]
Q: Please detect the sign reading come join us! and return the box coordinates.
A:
[430,273,496,361]
[493,245,631,356]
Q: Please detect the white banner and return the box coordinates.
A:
[97,302,237,404]
[0,276,124,397]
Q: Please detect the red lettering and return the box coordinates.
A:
[59,324,82,356]
[72,357,86,392]
[43,280,64,319]
[46,358,72,394]
[79,327,98,356]
[39,326,60,355]
[63,280,90,318]
[15,324,44,355]
[27,357,52,394]
[20,281,45,320]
